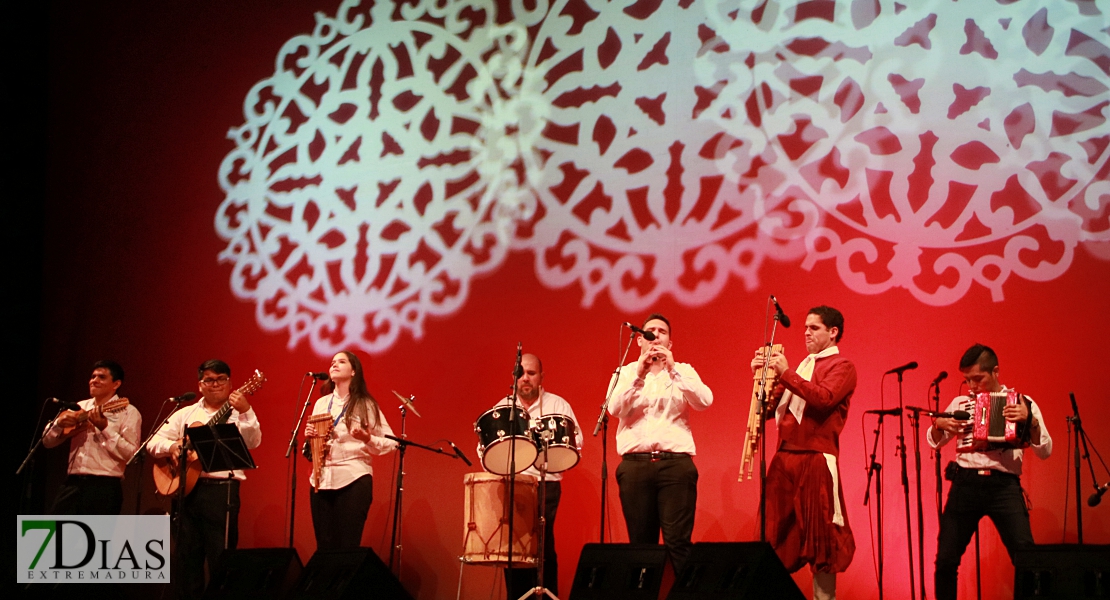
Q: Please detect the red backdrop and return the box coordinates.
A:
[27,1,1109,598]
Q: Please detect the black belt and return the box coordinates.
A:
[196,477,238,485]
[955,466,1017,479]
[622,451,689,462]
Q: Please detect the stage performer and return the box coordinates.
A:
[927,344,1051,600]
[304,350,397,549]
[148,359,262,599]
[608,313,713,574]
[43,360,141,515]
[487,353,582,598]
[751,305,856,600]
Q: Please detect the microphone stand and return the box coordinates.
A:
[932,383,942,522]
[284,375,320,548]
[893,371,915,600]
[756,314,783,541]
[507,344,524,573]
[906,405,927,600]
[592,327,638,543]
[863,413,888,600]
[384,429,462,575]
[1067,392,1108,543]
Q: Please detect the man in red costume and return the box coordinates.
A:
[751,305,856,600]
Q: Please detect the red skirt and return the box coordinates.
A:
[765,450,855,573]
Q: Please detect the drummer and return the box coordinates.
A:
[486,353,582,599]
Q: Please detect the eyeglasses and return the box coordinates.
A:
[200,376,230,387]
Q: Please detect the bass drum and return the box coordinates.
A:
[475,406,537,475]
[461,473,538,566]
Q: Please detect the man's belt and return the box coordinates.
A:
[622,451,689,462]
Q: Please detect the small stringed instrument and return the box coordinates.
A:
[739,344,783,481]
[152,370,265,497]
[58,397,131,439]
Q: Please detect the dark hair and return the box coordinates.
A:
[321,351,381,430]
[808,306,844,342]
[642,313,671,335]
[93,360,125,382]
[197,359,231,380]
[959,344,998,372]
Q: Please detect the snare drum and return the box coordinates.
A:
[530,414,579,473]
[462,472,538,565]
[475,406,538,475]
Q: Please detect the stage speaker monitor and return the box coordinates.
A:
[569,543,667,600]
[1014,544,1109,599]
[203,547,304,600]
[666,542,804,600]
[291,547,413,600]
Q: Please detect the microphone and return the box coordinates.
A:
[906,405,971,419]
[449,441,473,467]
[623,322,657,341]
[931,371,948,386]
[169,392,197,403]
[514,342,524,380]
[770,295,791,328]
[1089,482,1110,507]
[50,398,83,411]
[865,407,903,417]
[307,372,330,380]
[885,361,919,375]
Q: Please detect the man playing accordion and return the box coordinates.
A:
[928,344,1052,600]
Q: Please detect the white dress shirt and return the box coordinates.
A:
[148,401,262,481]
[607,362,713,456]
[309,394,397,490]
[43,396,142,478]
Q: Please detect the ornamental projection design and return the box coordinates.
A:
[217,0,1109,355]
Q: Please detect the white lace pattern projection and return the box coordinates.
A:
[217,0,1110,354]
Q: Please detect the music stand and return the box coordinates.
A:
[187,423,257,474]
[186,423,257,551]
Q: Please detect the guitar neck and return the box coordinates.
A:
[205,375,262,426]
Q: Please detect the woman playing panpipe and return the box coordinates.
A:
[304,351,398,549]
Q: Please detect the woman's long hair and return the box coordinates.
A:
[320,350,381,431]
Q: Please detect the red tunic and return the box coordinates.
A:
[766,352,856,573]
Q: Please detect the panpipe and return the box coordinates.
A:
[307,413,334,485]
[740,343,783,481]
[957,391,1028,452]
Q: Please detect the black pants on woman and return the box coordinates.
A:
[310,474,374,549]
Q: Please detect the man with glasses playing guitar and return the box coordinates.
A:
[148,359,262,599]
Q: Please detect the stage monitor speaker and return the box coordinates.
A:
[569,543,667,600]
[666,542,804,600]
[291,547,413,600]
[1014,544,1110,599]
[203,547,304,600]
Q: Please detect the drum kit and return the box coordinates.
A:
[462,404,579,599]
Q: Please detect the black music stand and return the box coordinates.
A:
[186,423,256,552]
[188,423,257,474]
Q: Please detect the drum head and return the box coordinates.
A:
[481,437,539,476]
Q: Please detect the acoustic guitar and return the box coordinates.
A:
[152,370,265,497]
[58,397,131,439]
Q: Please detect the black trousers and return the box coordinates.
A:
[934,469,1033,600]
[616,454,698,573]
[505,481,561,598]
[310,474,374,550]
[176,478,240,599]
[51,475,123,515]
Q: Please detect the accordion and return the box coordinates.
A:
[956,391,1030,453]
